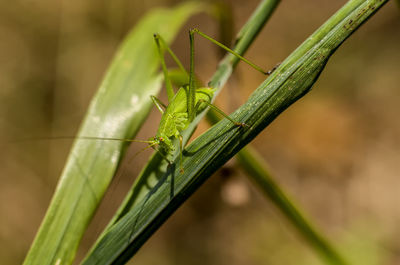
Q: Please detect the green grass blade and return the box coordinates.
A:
[23,3,203,265]
[81,0,388,264]
[236,148,350,265]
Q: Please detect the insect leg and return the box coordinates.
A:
[149,144,173,165]
[153,34,175,102]
[267,62,281,75]
[195,99,248,128]
[189,28,268,75]
[150,95,166,114]
[178,135,184,174]
[154,34,188,77]
[187,29,196,122]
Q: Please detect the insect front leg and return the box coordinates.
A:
[149,143,173,166]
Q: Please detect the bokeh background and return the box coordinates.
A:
[1,0,399,264]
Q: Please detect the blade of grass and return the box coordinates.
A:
[81,0,388,264]
[23,3,204,265]
[237,148,349,265]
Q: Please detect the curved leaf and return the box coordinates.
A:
[23,2,204,265]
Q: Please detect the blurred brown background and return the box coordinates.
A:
[1,0,399,264]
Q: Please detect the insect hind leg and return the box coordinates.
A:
[153,33,190,103]
[189,28,268,75]
[196,99,248,128]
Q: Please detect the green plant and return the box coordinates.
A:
[22,0,392,264]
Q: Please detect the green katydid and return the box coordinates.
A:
[140,28,268,172]
[73,28,268,173]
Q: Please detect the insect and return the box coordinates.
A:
[77,28,268,173]
[143,28,268,172]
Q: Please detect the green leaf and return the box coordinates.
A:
[82,0,388,264]
[23,2,204,265]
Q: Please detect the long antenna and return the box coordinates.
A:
[10,136,154,144]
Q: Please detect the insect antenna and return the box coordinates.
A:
[125,141,158,165]
[9,135,154,144]
[91,140,159,237]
